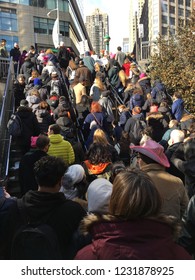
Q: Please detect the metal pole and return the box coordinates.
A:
[57,0,60,46]
[135,11,138,62]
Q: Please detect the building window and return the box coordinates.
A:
[185,0,190,7]
[59,21,69,37]
[186,9,191,18]
[34,16,69,37]
[34,17,48,34]
[170,5,175,14]
[0,7,17,32]
[178,0,184,4]
[162,27,167,35]
[178,8,184,16]
[0,35,18,51]
[0,0,30,4]
[0,0,18,3]
[162,15,168,24]
[161,2,168,12]
[170,17,175,26]
[30,0,46,8]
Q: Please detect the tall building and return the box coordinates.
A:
[147,0,192,42]
[0,0,92,55]
[123,38,129,53]
[131,0,192,60]
[85,8,109,56]
[129,0,145,52]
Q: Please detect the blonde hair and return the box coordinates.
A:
[93,129,109,146]
[94,77,106,91]
[94,62,101,72]
[30,89,40,97]
[31,70,40,79]
[45,48,54,54]
[119,69,127,87]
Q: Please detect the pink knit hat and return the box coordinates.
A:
[130,139,170,167]
[139,72,147,79]
[109,53,116,59]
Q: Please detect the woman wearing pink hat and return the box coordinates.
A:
[130,139,189,221]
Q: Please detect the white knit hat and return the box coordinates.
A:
[87,178,113,214]
[65,164,85,185]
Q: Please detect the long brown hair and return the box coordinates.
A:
[109,169,162,220]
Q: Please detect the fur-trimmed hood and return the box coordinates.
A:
[138,76,150,83]
[146,112,164,120]
[80,213,181,241]
[74,213,192,260]
[180,113,195,122]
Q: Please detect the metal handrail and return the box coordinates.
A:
[0,57,15,182]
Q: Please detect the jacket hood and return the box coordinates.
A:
[84,160,110,175]
[76,214,190,260]
[174,98,184,106]
[56,116,72,127]
[20,190,66,220]
[49,133,64,143]
[154,82,165,91]
[146,112,164,120]
[180,114,195,122]
[133,93,143,101]
[80,214,181,240]
[158,106,170,114]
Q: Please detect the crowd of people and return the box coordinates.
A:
[1,40,195,260]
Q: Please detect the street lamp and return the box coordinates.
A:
[104,34,111,53]
[47,0,60,48]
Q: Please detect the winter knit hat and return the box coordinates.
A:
[139,72,146,79]
[20,99,29,107]
[63,164,85,185]
[33,78,42,86]
[87,178,113,214]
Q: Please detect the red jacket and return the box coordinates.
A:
[122,62,131,77]
[75,215,192,260]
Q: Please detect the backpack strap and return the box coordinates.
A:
[91,113,102,127]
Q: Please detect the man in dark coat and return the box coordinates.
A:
[13,74,26,110]
[10,42,21,75]
[15,99,40,153]
[16,156,86,259]
[19,134,50,195]
[57,41,71,71]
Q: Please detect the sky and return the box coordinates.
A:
[82,0,132,53]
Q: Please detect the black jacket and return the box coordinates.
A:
[19,149,48,195]
[16,106,40,151]
[19,191,86,259]
[0,197,19,259]
[179,195,195,256]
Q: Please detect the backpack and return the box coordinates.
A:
[11,200,62,260]
[132,119,146,145]
[156,87,167,104]
[7,114,23,137]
